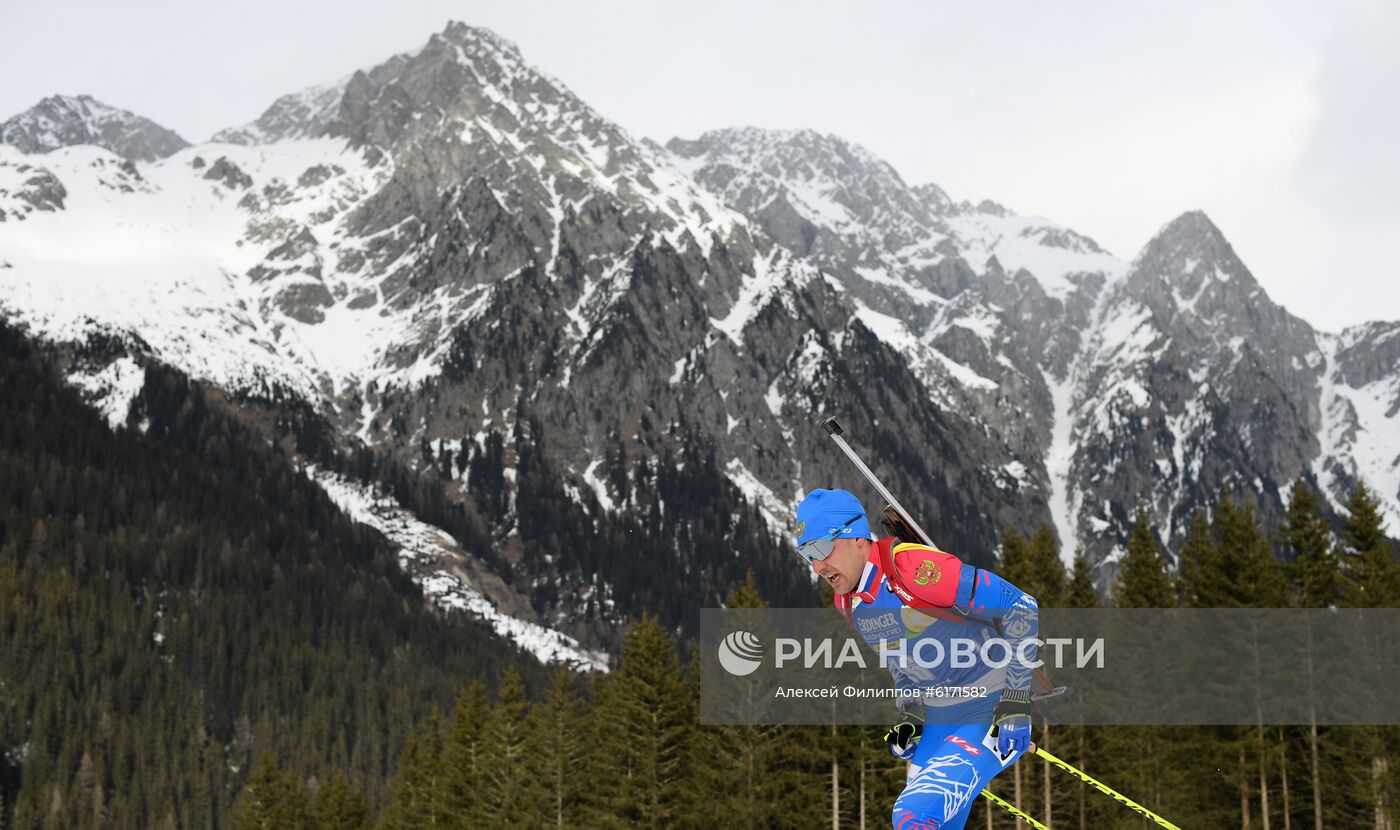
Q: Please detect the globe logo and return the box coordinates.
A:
[718,630,764,676]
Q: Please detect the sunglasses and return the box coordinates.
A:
[796,515,861,564]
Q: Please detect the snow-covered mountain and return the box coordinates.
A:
[0,94,189,162]
[0,23,1049,654]
[1,20,1395,622]
[667,128,1400,573]
[665,127,1119,316]
[211,82,348,146]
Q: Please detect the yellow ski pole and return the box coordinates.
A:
[1030,743,1182,829]
[980,789,1048,829]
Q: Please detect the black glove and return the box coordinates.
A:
[884,708,924,760]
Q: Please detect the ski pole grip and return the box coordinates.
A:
[820,417,844,436]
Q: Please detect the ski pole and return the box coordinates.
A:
[980,789,1048,829]
[1029,743,1182,829]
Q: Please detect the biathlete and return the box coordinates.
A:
[795,488,1040,830]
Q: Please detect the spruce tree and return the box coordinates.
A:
[692,571,828,829]
[379,717,447,830]
[585,615,693,828]
[727,568,766,609]
[1025,521,1068,606]
[997,526,1033,589]
[1113,503,1174,608]
[480,669,545,828]
[1213,493,1288,607]
[311,774,368,830]
[232,754,310,830]
[1335,480,1399,826]
[536,669,587,828]
[1340,479,1399,607]
[1176,508,1224,611]
[1063,548,1101,608]
[1282,477,1340,608]
[1280,481,1341,827]
[441,682,489,823]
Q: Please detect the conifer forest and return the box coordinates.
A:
[3,317,1399,829]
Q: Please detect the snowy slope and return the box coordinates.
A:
[943,206,1122,299]
[1317,324,1400,532]
[0,140,401,402]
[310,467,608,671]
[665,127,1123,304]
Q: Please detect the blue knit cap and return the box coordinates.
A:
[794,488,870,546]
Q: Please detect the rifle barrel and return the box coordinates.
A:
[820,417,937,548]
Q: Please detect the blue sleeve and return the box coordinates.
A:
[956,569,1039,693]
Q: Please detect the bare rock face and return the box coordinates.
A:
[1335,322,1400,390]
[0,158,67,220]
[1065,212,1322,569]
[203,157,253,189]
[1,95,188,162]
[211,83,347,145]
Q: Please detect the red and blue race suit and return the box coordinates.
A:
[836,539,1039,830]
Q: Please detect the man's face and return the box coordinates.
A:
[810,537,869,594]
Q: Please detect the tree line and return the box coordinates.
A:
[0,324,549,829]
[235,476,1399,829]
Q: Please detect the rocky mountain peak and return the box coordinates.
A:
[329,20,597,152]
[1125,210,1254,300]
[664,126,940,244]
[317,19,748,320]
[1117,210,1319,379]
[440,20,522,56]
[211,81,347,145]
[0,94,189,162]
[913,182,955,214]
[1116,208,1307,351]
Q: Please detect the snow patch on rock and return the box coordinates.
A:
[66,356,146,430]
[309,467,608,671]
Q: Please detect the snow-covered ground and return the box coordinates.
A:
[309,467,609,671]
[724,458,793,541]
[0,140,396,402]
[1314,333,1400,532]
[945,209,1125,299]
[1044,369,1080,565]
[67,355,146,430]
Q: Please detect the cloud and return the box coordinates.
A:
[1296,0,1400,221]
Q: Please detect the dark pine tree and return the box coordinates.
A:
[1113,502,1175,608]
[1282,477,1341,608]
[585,615,694,828]
[232,754,310,830]
[1339,479,1399,607]
[1063,548,1101,609]
[1025,521,1068,607]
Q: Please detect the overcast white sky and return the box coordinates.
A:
[2,0,1396,330]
